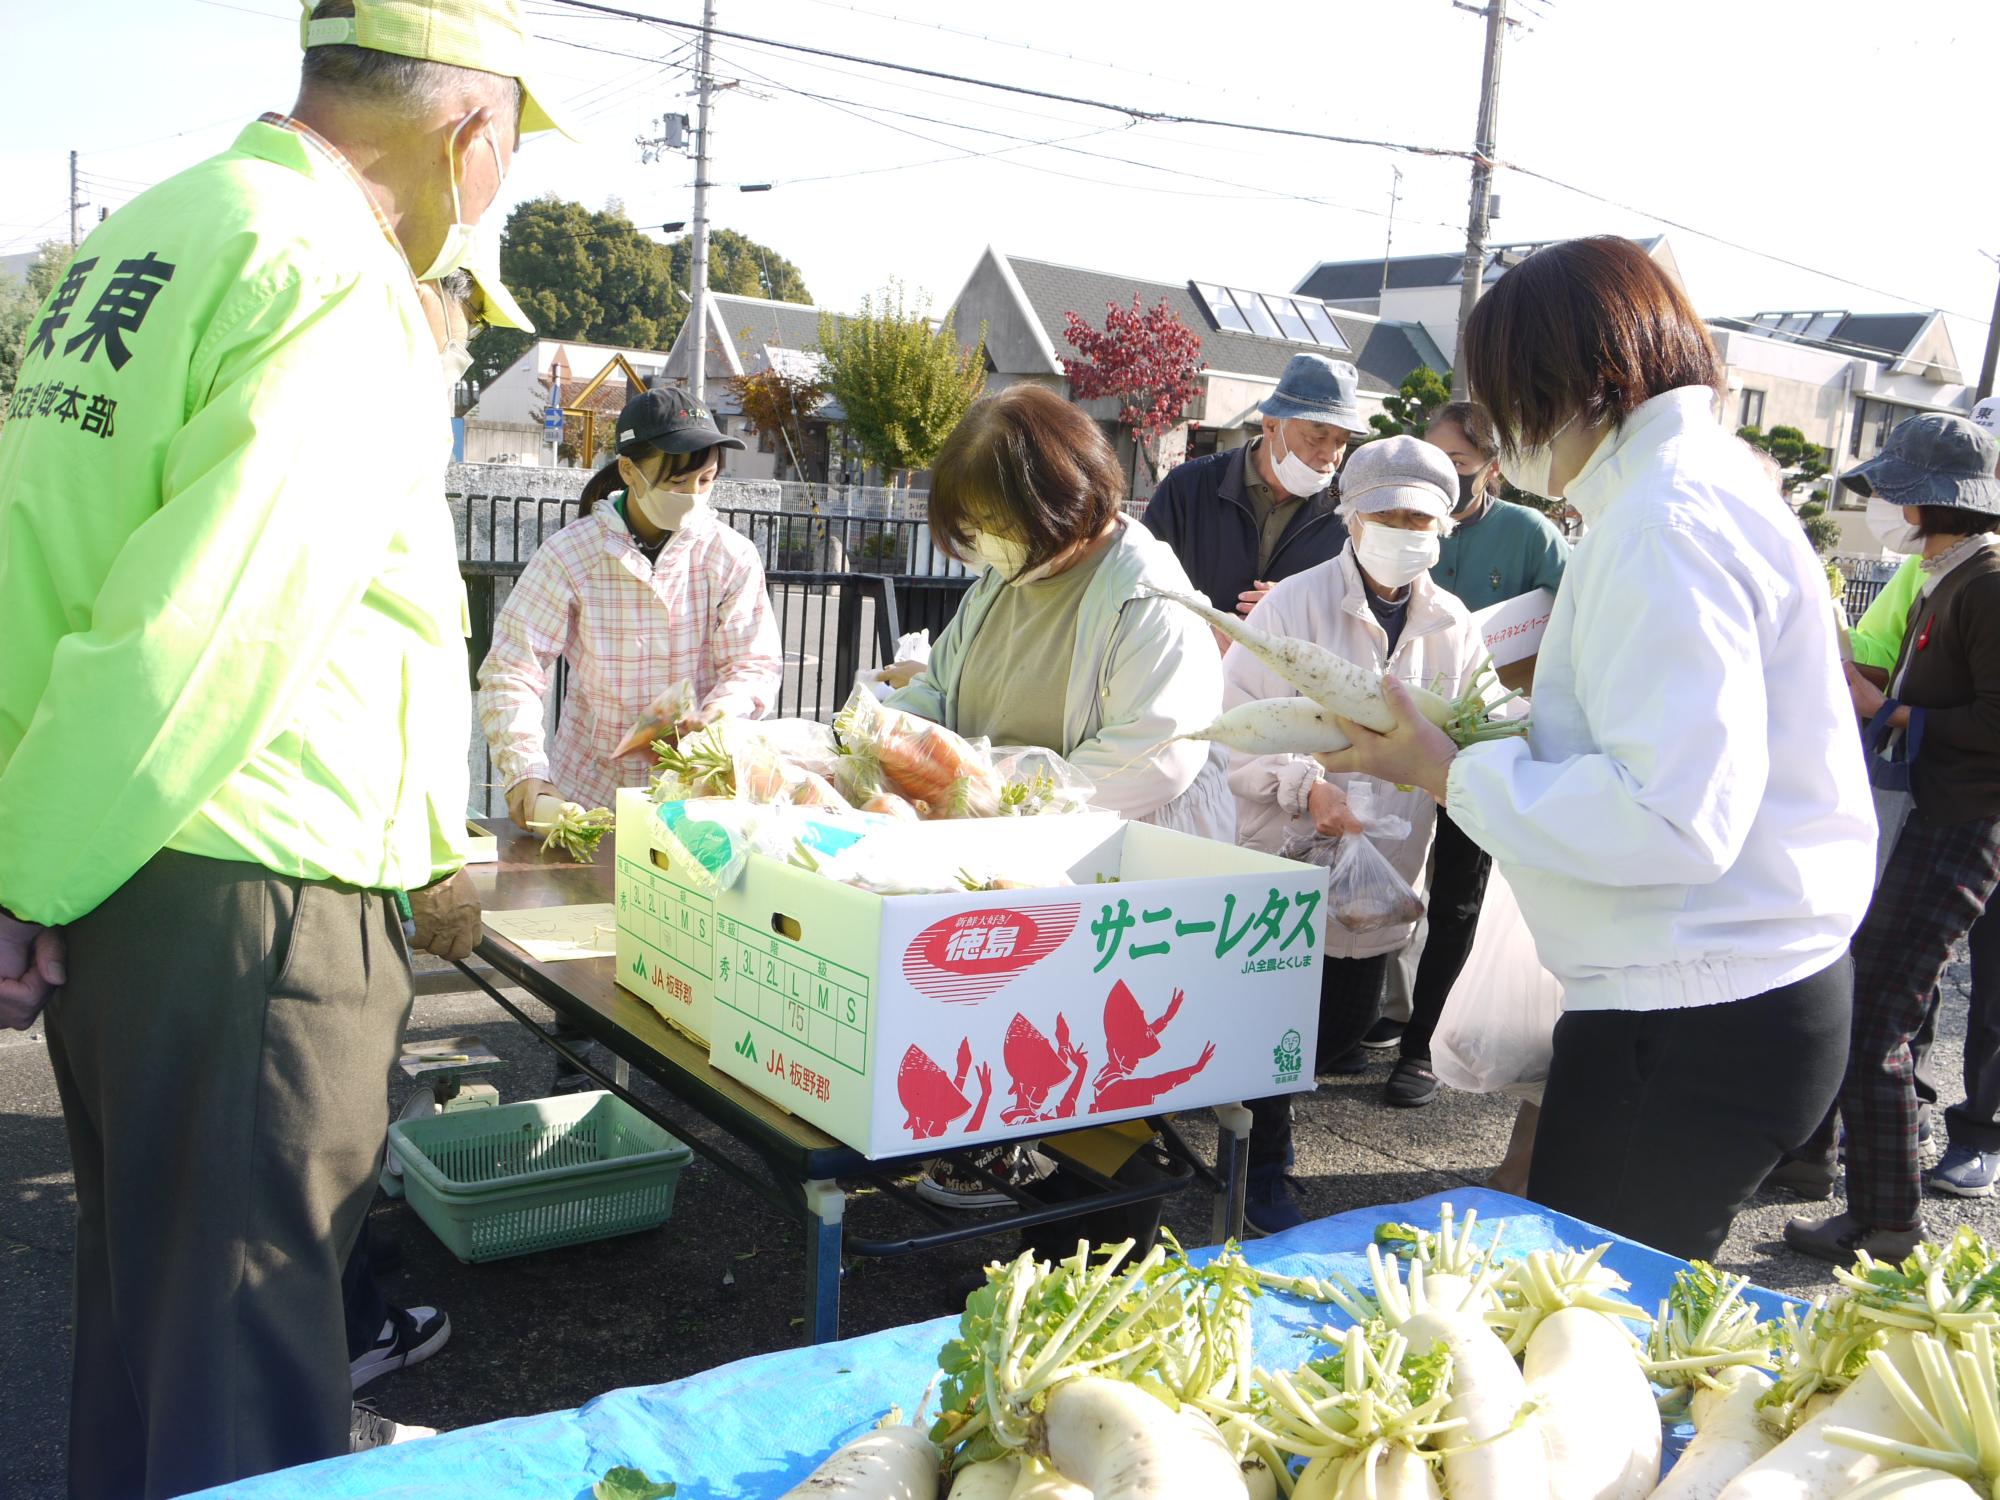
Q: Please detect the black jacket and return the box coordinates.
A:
[1138,445,1347,613]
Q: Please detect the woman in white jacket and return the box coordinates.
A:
[1321,237,1874,1260]
[1223,436,1489,1232]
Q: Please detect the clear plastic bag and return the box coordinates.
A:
[1430,866,1563,1094]
[988,746,1096,816]
[611,677,698,759]
[864,629,934,700]
[1325,832,1426,933]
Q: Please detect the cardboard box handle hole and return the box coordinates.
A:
[770,913,802,941]
[650,849,673,874]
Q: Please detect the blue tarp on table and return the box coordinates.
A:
[190,1187,1797,1500]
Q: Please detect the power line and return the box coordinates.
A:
[711,44,1465,227]
[541,0,1473,161]
[1504,162,1992,327]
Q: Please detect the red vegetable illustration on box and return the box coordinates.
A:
[1090,981,1215,1112]
[1000,1012,1088,1125]
[898,1037,991,1139]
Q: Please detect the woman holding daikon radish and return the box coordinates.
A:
[887,382,1231,1208]
[1221,435,1490,1234]
[477,387,784,829]
[1320,236,1876,1259]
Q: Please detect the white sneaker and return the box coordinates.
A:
[350,1402,436,1452]
[351,1305,451,1391]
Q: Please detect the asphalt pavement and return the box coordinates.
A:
[1,951,1991,1500]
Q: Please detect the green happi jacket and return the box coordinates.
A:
[0,117,469,925]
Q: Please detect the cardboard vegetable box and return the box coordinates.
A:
[617,792,1328,1159]
[614,789,721,1044]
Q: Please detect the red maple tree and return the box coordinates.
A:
[1060,296,1207,481]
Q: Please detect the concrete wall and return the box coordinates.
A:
[460,418,548,467]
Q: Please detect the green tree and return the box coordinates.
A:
[472,199,811,387]
[817,282,986,488]
[1,241,76,433]
[731,359,829,481]
[1365,366,1453,441]
[1738,423,1830,497]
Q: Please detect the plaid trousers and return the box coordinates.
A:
[1842,809,2000,1227]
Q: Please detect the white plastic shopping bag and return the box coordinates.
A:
[1431,864,1564,1094]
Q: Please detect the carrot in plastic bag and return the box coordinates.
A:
[834,683,995,808]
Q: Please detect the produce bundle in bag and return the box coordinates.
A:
[1281,778,1422,933]
[611,677,698,759]
[653,797,873,893]
[833,682,1002,811]
[1430,864,1563,1095]
[1324,831,1424,933]
[987,746,1095,817]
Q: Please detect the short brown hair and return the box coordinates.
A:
[928,384,1123,571]
[1916,504,2000,539]
[1428,400,1500,463]
[1463,236,1722,452]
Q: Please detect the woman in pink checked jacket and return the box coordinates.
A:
[477,388,783,828]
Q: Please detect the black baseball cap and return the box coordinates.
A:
[613,387,746,455]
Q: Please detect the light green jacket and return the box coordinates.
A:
[1848,555,1924,672]
[0,119,469,925]
[888,518,1224,831]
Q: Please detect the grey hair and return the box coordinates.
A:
[301,1,522,124]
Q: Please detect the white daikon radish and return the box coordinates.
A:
[1177,697,1353,756]
[1041,1377,1248,1500]
[1005,1458,1088,1500]
[1525,1304,1661,1500]
[1837,1469,1983,1499]
[1142,583,1438,731]
[1714,1333,1924,1499]
[945,1455,1019,1499]
[780,1409,941,1499]
[1648,1366,1779,1500]
[1369,1247,1551,1500]
[1179,1407,1276,1500]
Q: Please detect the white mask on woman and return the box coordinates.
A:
[1863,497,1923,555]
[967,529,1057,585]
[1498,414,1577,500]
[627,464,711,534]
[1354,519,1441,588]
[1270,423,1336,497]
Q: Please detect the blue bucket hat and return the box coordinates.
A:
[1839,411,2000,516]
[1259,352,1365,430]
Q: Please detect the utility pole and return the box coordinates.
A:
[687,0,717,406]
[1978,251,2000,403]
[69,150,82,247]
[1378,165,1403,304]
[1449,0,1508,397]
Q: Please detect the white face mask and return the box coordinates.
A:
[1864,497,1923,555]
[1498,414,1577,500]
[627,463,712,534]
[1354,519,1441,588]
[967,529,1055,584]
[442,339,472,386]
[418,124,501,283]
[1270,423,1336,497]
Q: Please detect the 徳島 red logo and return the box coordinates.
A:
[901,903,1081,1005]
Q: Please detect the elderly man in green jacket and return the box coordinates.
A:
[0,3,567,1493]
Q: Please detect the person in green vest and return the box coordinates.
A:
[0,3,570,1493]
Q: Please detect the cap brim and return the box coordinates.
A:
[468,264,534,333]
[518,74,579,141]
[654,425,746,455]
[1259,397,1366,431]
[1344,482,1455,520]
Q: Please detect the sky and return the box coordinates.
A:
[4,0,1996,379]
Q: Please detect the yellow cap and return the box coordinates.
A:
[468,259,534,332]
[300,0,578,139]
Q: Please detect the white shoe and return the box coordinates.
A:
[350,1402,436,1452]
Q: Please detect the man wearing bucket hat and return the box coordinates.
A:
[1219,436,1490,1231]
[1142,352,1365,639]
[1785,411,2000,1262]
[0,3,572,1492]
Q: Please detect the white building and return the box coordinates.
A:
[460,338,672,467]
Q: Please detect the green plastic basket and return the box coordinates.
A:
[389,1091,693,1263]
